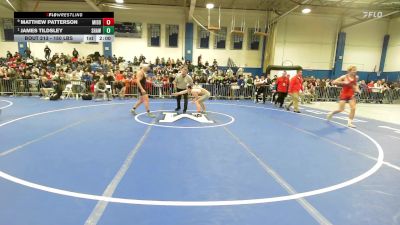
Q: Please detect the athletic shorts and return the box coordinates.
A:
[139,89,149,96]
[339,95,354,102]
[198,93,210,102]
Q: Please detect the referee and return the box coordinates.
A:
[173,67,193,113]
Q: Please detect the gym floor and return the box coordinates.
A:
[0,97,399,225]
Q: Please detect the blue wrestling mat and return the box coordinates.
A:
[0,97,399,225]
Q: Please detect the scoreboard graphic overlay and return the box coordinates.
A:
[14,12,114,42]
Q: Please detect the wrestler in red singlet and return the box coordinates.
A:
[327,66,360,128]
[339,74,358,102]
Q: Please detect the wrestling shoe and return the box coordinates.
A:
[347,123,357,128]
[326,112,333,121]
[147,112,156,118]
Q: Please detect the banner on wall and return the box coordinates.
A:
[2,18,14,41]
[114,22,142,38]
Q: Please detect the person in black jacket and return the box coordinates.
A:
[6,51,12,59]
[50,80,63,100]
[72,48,79,58]
[24,47,32,58]
[44,45,51,60]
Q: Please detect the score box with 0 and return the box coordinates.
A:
[90,26,114,34]
[91,18,115,26]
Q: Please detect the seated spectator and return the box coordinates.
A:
[105,71,115,85]
[81,71,92,83]
[70,72,84,94]
[115,70,124,81]
[94,79,111,100]
[40,77,54,99]
[114,80,126,99]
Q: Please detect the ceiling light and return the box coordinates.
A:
[206,3,214,9]
[302,8,311,14]
[115,0,124,4]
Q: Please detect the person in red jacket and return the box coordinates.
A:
[327,66,360,128]
[285,69,303,113]
[274,71,290,108]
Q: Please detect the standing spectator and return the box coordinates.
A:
[24,47,32,58]
[213,59,218,67]
[172,58,176,67]
[274,72,290,108]
[112,54,118,64]
[373,80,384,103]
[133,56,139,65]
[367,81,374,91]
[301,81,313,104]
[139,54,146,63]
[6,51,12,59]
[285,69,303,113]
[359,80,367,90]
[237,67,244,77]
[245,74,253,87]
[254,75,267,103]
[237,75,245,97]
[270,74,278,102]
[359,80,369,100]
[197,54,202,66]
[44,45,51,60]
[72,48,79,58]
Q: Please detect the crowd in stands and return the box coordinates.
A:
[0,47,399,103]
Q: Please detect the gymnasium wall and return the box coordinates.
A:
[273,14,398,81]
[273,14,339,70]
[273,15,392,73]
[385,17,400,72]
[342,19,389,72]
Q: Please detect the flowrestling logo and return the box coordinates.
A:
[159,112,214,124]
[363,11,383,18]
